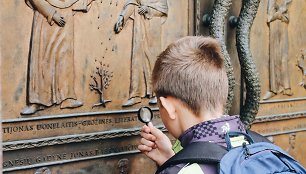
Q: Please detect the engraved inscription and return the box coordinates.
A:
[253,122,306,135]
[3,118,113,134]
[3,144,138,168]
[3,116,139,134]
[258,100,306,116]
[3,113,161,141]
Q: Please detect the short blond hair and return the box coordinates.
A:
[153,36,228,115]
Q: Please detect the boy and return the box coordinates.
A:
[138,36,246,174]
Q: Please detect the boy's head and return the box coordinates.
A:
[153,36,228,120]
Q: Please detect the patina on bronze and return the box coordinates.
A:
[1,0,306,173]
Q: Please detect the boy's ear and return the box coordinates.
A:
[159,96,176,120]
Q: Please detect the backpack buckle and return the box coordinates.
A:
[225,131,254,150]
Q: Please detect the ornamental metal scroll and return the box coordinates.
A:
[236,0,261,128]
[206,0,261,127]
[208,0,235,114]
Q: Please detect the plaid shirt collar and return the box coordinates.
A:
[178,115,245,148]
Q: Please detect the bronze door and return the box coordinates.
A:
[1,0,305,173]
[195,0,306,167]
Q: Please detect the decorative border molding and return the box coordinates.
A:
[254,111,306,123]
[3,108,159,123]
[259,97,306,104]
[261,128,306,137]
[4,111,305,151]
[3,126,167,151]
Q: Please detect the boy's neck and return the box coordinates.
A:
[178,107,223,135]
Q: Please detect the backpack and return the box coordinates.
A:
[156,131,306,174]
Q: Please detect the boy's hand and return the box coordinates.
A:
[138,122,175,166]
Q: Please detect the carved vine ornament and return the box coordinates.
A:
[206,0,261,128]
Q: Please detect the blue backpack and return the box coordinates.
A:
[156,131,306,174]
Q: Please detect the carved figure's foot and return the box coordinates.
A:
[60,99,83,109]
[122,97,141,107]
[283,88,293,96]
[149,96,157,105]
[21,104,45,115]
[262,91,277,100]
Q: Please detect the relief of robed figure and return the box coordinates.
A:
[114,0,168,107]
[22,0,95,115]
[263,0,293,100]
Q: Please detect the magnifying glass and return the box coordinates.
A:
[137,106,153,124]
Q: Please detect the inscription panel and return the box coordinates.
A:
[3,133,175,172]
[4,153,156,174]
[257,98,306,116]
[251,117,306,136]
[3,111,161,142]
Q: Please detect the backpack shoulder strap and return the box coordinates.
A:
[247,130,271,143]
[155,142,227,174]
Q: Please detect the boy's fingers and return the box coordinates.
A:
[140,138,155,147]
[148,122,164,138]
[140,132,156,141]
[141,125,151,133]
[138,144,152,152]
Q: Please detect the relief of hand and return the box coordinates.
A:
[138,122,175,166]
[114,15,124,33]
[53,12,66,27]
[138,5,149,15]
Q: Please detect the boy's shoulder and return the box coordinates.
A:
[157,141,224,174]
[159,130,306,174]
[157,116,245,174]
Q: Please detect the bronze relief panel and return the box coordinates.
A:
[1,0,192,141]
[1,0,193,172]
[250,0,306,116]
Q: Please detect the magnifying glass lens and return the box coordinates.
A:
[138,107,153,124]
